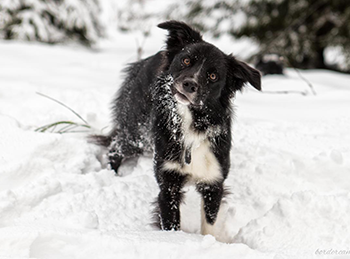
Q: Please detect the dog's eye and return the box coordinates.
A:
[209,73,218,82]
[182,58,191,66]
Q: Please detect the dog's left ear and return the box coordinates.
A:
[158,21,203,51]
[226,55,262,93]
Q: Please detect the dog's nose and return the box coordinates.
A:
[183,80,198,93]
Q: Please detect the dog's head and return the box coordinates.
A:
[158,21,261,108]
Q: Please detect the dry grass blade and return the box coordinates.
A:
[35,92,91,134]
[36,92,90,125]
[35,121,90,133]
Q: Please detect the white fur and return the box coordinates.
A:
[201,198,216,235]
[162,104,223,184]
[194,58,206,82]
[200,199,233,243]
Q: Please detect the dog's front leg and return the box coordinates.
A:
[156,167,188,231]
[197,181,224,236]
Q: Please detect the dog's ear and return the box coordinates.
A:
[158,21,203,51]
[226,55,261,95]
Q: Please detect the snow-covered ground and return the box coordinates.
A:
[0,36,350,259]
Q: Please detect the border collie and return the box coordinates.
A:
[92,21,261,241]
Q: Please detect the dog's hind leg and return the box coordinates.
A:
[108,140,143,175]
[88,134,124,173]
[197,182,224,238]
[108,151,123,173]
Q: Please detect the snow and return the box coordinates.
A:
[1,36,350,259]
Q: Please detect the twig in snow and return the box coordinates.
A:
[135,28,150,61]
[261,90,308,96]
[291,67,317,95]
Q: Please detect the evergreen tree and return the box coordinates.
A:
[0,0,103,46]
[235,0,350,70]
[167,0,350,71]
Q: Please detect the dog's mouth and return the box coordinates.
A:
[172,84,200,107]
[174,90,191,106]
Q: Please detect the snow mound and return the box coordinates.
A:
[235,191,350,258]
[1,41,350,258]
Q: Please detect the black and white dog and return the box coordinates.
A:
[93,21,261,240]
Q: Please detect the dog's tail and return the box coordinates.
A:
[88,134,112,147]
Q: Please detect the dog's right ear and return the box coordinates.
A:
[158,21,203,51]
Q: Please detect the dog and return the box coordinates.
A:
[92,21,261,241]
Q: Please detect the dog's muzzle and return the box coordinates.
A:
[173,80,200,106]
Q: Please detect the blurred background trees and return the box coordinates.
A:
[236,0,350,71]
[0,0,102,46]
[166,0,350,72]
[0,0,349,72]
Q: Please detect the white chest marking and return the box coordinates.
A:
[162,105,222,183]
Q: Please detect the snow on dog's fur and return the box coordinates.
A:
[92,21,261,241]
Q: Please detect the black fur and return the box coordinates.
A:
[91,21,261,234]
